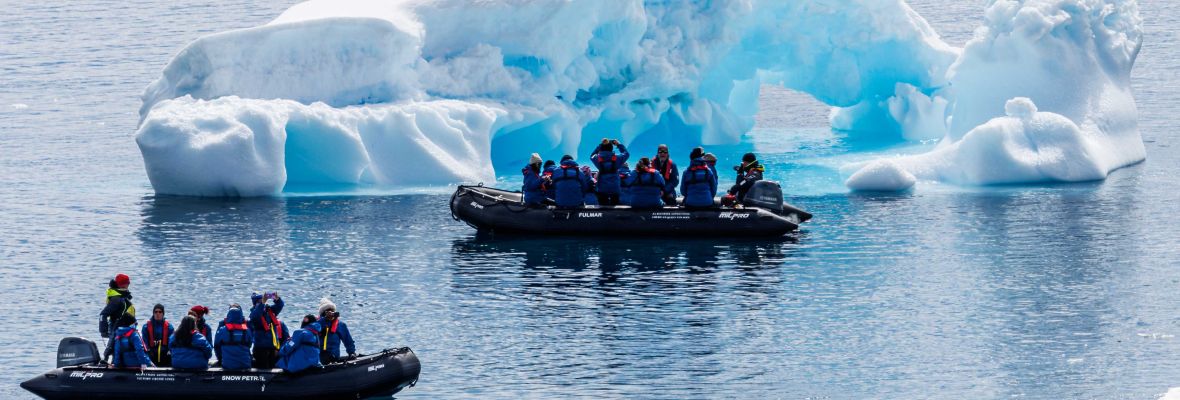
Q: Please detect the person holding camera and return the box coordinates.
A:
[315,298,357,364]
[249,291,289,369]
[728,152,765,202]
[590,138,629,206]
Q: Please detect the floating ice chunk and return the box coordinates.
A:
[10,103,29,110]
[845,0,1144,190]
[1162,387,1180,400]
[844,159,917,192]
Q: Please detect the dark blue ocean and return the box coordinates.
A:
[3,1,1180,399]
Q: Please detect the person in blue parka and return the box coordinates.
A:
[617,162,632,206]
[580,165,599,206]
[141,303,173,367]
[278,315,324,373]
[541,160,557,202]
[249,291,289,368]
[214,304,253,370]
[316,299,357,363]
[111,313,153,369]
[680,157,718,208]
[169,315,212,370]
[590,138,629,206]
[521,153,545,207]
[626,158,666,209]
[551,156,588,209]
[653,144,679,206]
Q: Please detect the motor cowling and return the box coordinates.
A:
[57,337,99,367]
[742,181,784,212]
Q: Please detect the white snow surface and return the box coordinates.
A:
[135,0,1143,196]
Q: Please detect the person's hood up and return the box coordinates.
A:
[225,307,246,324]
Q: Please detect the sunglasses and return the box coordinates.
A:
[657,150,668,154]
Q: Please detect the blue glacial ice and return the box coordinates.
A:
[135,0,1143,196]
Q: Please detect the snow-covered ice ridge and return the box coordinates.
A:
[136,0,1142,196]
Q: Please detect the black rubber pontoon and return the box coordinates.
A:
[450,182,811,237]
[21,337,420,400]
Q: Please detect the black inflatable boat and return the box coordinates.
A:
[450,181,811,236]
[21,337,420,400]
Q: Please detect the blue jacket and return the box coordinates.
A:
[680,159,717,207]
[581,168,599,205]
[591,144,629,195]
[112,326,152,368]
[617,165,632,205]
[141,318,173,365]
[249,299,288,350]
[215,307,253,370]
[169,331,213,369]
[278,323,323,373]
[316,318,356,361]
[626,169,666,209]
[551,160,587,208]
[521,164,545,206]
[653,157,679,196]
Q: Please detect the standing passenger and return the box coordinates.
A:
[551,156,587,209]
[653,145,679,206]
[521,153,545,207]
[680,157,718,208]
[590,139,629,206]
[169,315,213,370]
[99,273,134,362]
[626,158,666,209]
[142,303,173,367]
[249,291,288,369]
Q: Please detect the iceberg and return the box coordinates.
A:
[135,0,1141,196]
[844,0,1144,191]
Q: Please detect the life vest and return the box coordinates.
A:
[223,321,250,345]
[320,319,339,351]
[258,309,284,348]
[552,165,580,182]
[685,164,712,184]
[654,158,675,180]
[594,152,619,173]
[635,169,661,187]
[146,320,170,347]
[104,288,135,319]
[117,329,140,357]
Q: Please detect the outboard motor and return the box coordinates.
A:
[57,337,99,367]
[741,181,785,212]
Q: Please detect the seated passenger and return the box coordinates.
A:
[729,152,765,202]
[277,315,323,374]
[551,156,587,209]
[590,139,629,206]
[521,153,545,207]
[316,298,357,363]
[169,315,213,370]
[680,157,718,208]
[580,165,599,206]
[626,158,666,209]
[214,304,253,370]
[617,162,632,206]
[702,153,719,187]
[112,313,153,369]
[189,305,213,340]
[541,160,557,203]
[653,145,679,206]
[142,303,173,367]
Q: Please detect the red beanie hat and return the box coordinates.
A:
[190,305,209,316]
[114,274,130,288]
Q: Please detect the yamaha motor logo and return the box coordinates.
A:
[577,212,603,218]
[69,371,104,380]
[718,212,751,220]
[469,201,484,209]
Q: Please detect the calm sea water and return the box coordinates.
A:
[3,1,1180,399]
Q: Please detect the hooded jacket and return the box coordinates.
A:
[626,168,666,209]
[551,160,588,208]
[591,144,629,195]
[169,330,213,369]
[730,160,765,201]
[249,297,288,350]
[277,322,323,373]
[141,317,173,366]
[112,325,152,368]
[214,307,253,370]
[680,158,718,207]
[617,165,632,205]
